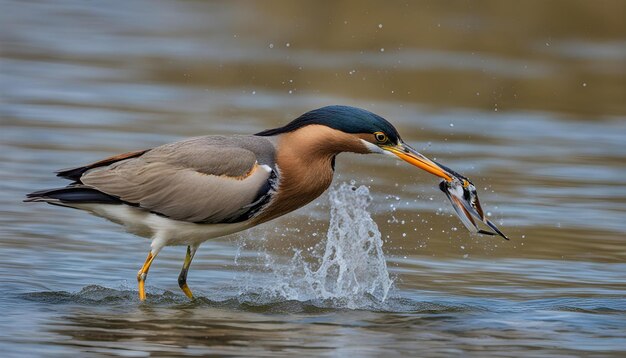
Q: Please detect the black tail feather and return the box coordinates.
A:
[24,186,122,205]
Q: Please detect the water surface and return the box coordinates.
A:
[1,1,625,356]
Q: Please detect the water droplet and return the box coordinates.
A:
[378,23,383,28]
[286,42,290,47]
[449,123,454,127]
[380,48,385,52]
[269,43,274,49]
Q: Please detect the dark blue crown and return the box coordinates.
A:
[257,105,401,143]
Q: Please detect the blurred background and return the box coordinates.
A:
[1,1,625,356]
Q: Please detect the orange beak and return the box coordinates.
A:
[384,142,453,182]
[384,141,509,240]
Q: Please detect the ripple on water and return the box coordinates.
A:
[18,284,626,320]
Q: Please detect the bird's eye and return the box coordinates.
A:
[374,132,387,143]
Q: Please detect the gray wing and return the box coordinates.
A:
[79,136,277,223]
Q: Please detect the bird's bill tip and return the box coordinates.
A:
[385,143,453,182]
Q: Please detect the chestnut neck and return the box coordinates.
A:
[252,125,369,224]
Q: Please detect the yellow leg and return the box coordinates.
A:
[137,251,157,301]
[178,245,198,299]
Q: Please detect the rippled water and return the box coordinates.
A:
[1,1,626,356]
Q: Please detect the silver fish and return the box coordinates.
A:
[437,165,508,240]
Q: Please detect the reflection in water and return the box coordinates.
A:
[1,0,626,356]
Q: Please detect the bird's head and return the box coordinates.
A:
[257,105,453,181]
[257,105,507,239]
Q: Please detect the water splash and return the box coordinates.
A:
[241,183,394,309]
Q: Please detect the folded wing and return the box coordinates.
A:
[64,136,276,224]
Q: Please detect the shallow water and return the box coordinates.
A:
[1,1,626,356]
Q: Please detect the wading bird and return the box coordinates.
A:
[26,105,506,300]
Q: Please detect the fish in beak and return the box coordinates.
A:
[385,142,509,240]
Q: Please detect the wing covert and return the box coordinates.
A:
[80,136,276,223]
